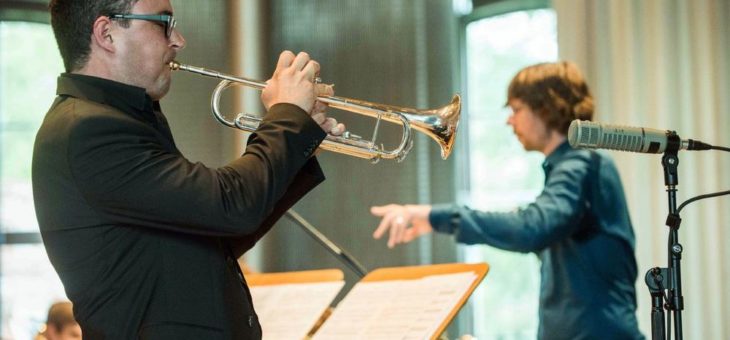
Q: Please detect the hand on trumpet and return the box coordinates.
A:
[261,50,345,136]
[371,204,433,248]
[311,82,345,136]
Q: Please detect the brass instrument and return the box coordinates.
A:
[169,61,461,163]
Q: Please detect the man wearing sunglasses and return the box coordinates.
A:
[34,1,342,339]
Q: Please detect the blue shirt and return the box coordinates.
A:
[430,141,644,340]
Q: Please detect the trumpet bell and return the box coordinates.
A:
[318,93,461,161]
[411,94,461,160]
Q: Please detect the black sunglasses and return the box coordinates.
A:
[109,13,177,39]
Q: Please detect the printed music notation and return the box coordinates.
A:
[312,272,477,340]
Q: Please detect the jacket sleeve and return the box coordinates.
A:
[429,155,592,253]
[67,103,326,237]
[226,156,325,258]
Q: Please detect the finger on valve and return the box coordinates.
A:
[331,122,345,136]
[322,118,346,136]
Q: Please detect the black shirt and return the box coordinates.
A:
[33,73,326,339]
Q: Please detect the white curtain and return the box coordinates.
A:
[553,0,730,338]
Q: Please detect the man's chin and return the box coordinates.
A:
[149,80,172,101]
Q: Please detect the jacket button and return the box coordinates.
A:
[248,316,254,327]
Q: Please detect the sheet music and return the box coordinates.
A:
[312,272,477,340]
[250,281,345,340]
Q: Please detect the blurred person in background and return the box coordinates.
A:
[35,301,82,340]
[371,62,644,340]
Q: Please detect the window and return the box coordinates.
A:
[460,6,557,339]
[0,20,66,339]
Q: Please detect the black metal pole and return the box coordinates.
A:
[645,267,667,340]
[285,210,368,278]
[661,133,683,340]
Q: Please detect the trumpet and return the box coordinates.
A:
[169,61,461,163]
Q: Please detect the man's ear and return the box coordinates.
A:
[91,16,116,52]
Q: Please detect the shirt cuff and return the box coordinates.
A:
[429,203,460,234]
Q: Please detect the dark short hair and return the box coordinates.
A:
[49,0,139,71]
[507,61,594,135]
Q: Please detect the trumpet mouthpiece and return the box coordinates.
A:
[168,61,181,70]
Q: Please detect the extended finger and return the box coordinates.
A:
[373,213,396,239]
[388,214,406,248]
[398,216,412,243]
[371,205,396,217]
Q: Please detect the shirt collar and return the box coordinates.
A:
[56,73,155,114]
[542,140,572,175]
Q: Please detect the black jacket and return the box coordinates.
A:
[32,74,326,340]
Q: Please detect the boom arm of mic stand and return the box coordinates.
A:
[285,210,368,278]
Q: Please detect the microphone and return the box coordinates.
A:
[568,120,711,153]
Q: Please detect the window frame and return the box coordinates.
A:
[454,0,551,192]
[0,1,49,246]
[1,4,66,338]
[453,0,552,336]
[0,1,49,24]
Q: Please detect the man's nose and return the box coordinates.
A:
[170,29,186,50]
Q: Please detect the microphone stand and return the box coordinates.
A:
[644,131,684,340]
[285,210,368,278]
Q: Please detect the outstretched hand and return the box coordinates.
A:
[370,204,433,248]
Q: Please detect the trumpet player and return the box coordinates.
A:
[33,1,343,339]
